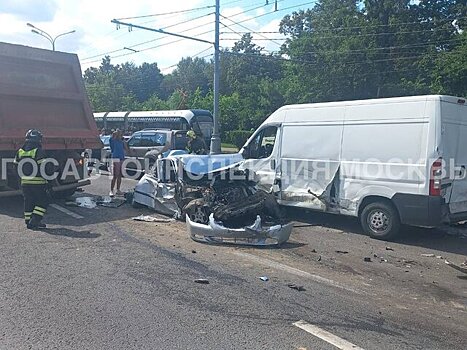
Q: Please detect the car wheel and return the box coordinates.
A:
[359,201,400,240]
[184,199,210,224]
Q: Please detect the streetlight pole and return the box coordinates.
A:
[27,23,75,51]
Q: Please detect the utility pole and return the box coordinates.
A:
[211,0,221,154]
[111,0,222,154]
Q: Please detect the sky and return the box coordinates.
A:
[0,0,317,74]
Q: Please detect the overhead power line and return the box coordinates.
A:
[221,26,461,41]
[280,16,467,34]
[81,0,304,63]
[220,14,283,47]
[230,0,318,26]
[160,47,214,72]
[152,12,215,30]
[114,5,216,20]
[110,19,214,45]
[81,14,215,61]
[221,49,451,68]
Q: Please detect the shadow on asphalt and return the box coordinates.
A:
[286,207,467,256]
[0,195,155,227]
[0,196,23,219]
[2,195,466,255]
[42,228,101,239]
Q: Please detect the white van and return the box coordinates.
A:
[240,95,467,240]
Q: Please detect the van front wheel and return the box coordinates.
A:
[360,201,400,240]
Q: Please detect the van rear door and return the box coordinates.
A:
[441,98,467,216]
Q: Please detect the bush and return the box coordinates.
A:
[225,130,253,150]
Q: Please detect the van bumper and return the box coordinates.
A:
[392,193,444,227]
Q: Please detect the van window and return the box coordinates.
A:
[248,126,278,159]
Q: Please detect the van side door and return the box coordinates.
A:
[279,119,344,211]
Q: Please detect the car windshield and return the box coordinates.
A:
[129,132,167,147]
[151,133,167,146]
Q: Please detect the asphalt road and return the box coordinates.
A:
[0,173,466,350]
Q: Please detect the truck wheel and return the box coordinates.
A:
[359,201,400,240]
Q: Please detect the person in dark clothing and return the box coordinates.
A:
[14,129,51,230]
[186,130,207,155]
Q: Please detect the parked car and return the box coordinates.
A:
[239,95,467,240]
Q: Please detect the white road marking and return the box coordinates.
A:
[233,251,364,295]
[50,204,84,219]
[293,320,365,350]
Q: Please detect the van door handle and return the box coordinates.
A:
[270,159,276,169]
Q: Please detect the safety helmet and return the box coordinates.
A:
[187,130,196,139]
[25,129,43,143]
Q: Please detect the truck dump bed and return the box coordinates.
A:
[0,42,101,151]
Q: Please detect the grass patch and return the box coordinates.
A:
[221,143,239,154]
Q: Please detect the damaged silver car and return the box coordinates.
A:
[132,152,293,246]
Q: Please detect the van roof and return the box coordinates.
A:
[262,95,465,124]
[277,95,463,111]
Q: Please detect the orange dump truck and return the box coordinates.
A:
[0,42,101,198]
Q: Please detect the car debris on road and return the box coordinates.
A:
[287,284,306,291]
[67,196,126,209]
[132,215,175,223]
[194,278,210,284]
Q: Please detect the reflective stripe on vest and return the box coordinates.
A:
[18,148,38,159]
[21,177,47,185]
[16,148,47,185]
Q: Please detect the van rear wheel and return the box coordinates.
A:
[360,201,400,240]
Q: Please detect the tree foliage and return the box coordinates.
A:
[84,0,466,136]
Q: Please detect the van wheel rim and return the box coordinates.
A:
[368,210,389,232]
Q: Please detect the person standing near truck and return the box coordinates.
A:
[109,129,128,197]
[14,130,50,230]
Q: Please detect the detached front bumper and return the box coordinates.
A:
[187,214,293,246]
